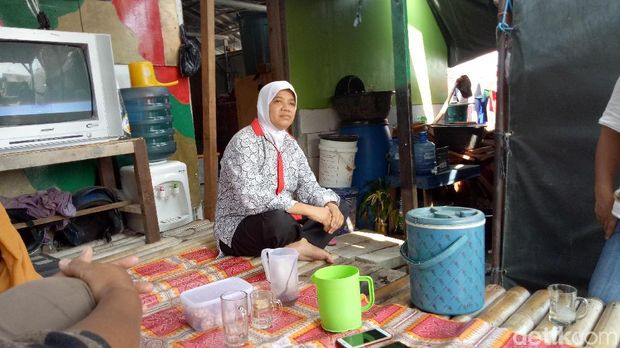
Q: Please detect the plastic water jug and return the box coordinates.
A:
[414,131,436,175]
[260,248,299,304]
[120,87,176,161]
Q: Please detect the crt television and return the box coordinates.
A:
[0,27,123,152]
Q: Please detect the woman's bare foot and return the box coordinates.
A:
[287,238,335,263]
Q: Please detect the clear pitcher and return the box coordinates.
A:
[261,248,299,304]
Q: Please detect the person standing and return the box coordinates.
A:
[589,76,620,303]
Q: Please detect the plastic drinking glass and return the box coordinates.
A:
[548,284,588,326]
[250,289,283,329]
[220,290,249,347]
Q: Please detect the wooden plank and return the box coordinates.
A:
[97,237,182,263]
[348,231,404,244]
[298,260,329,278]
[391,0,417,212]
[120,204,142,214]
[97,156,116,189]
[13,201,131,229]
[48,233,135,258]
[331,239,396,259]
[0,139,135,171]
[88,234,144,254]
[326,233,371,252]
[162,220,215,243]
[370,268,407,301]
[375,275,409,305]
[139,237,216,263]
[266,0,288,81]
[490,6,511,284]
[92,238,152,261]
[158,0,182,67]
[356,245,405,269]
[367,268,407,295]
[298,257,355,284]
[131,138,160,244]
[201,0,218,221]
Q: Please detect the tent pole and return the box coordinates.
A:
[491,0,512,285]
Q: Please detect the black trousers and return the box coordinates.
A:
[219,200,351,257]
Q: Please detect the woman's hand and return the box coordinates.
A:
[307,206,334,232]
[325,202,344,234]
[289,202,343,233]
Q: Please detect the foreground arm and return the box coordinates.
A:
[594,126,620,239]
[58,258,142,348]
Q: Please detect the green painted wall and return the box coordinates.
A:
[407,0,448,103]
[286,0,447,108]
[0,0,82,29]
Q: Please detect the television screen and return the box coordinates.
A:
[0,41,94,126]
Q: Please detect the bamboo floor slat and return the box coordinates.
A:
[43,222,620,346]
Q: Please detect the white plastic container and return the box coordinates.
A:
[318,134,358,188]
[180,277,254,331]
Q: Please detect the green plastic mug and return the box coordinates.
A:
[310,265,375,332]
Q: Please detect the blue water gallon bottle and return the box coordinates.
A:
[414,131,436,175]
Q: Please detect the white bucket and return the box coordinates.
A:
[318,135,358,188]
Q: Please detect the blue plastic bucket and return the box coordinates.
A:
[400,206,485,315]
[339,120,390,191]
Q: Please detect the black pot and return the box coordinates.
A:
[430,124,486,152]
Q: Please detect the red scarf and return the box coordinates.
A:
[252,119,302,221]
[252,119,285,195]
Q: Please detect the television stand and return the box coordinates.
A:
[0,138,161,244]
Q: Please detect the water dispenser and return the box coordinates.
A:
[121,160,193,233]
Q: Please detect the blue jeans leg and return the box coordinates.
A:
[588,222,620,303]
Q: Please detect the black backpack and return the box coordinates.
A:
[59,186,124,246]
[5,207,46,254]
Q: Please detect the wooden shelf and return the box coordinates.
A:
[120,203,142,215]
[0,139,137,171]
[1,138,160,244]
[12,201,132,229]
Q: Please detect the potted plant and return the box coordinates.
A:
[359,179,396,235]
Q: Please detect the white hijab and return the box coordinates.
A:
[257,80,297,150]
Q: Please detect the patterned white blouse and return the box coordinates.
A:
[214,119,340,247]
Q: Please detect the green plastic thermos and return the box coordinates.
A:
[310,265,375,332]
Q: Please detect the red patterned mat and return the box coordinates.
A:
[131,247,572,348]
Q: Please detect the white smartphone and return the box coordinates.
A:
[336,328,392,348]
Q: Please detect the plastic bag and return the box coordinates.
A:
[179,24,201,77]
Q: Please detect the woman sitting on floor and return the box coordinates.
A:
[214,81,348,263]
